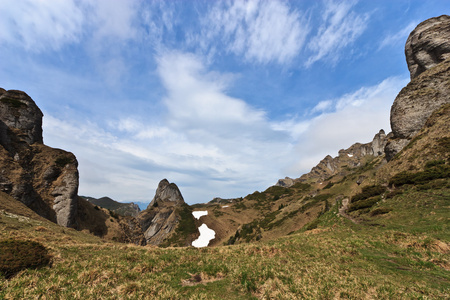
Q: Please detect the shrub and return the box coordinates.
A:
[348,197,379,212]
[389,164,450,187]
[0,97,27,108]
[55,156,73,168]
[351,185,386,202]
[425,159,445,169]
[370,208,392,216]
[0,239,52,279]
[385,190,403,199]
[291,182,311,191]
[323,182,335,189]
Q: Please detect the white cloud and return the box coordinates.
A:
[285,76,408,176]
[311,100,333,113]
[378,21,417,50]
[306,0,369,66]
[0,0,84,51]
[0,0,139,52]
[84,0,139,40]
[198,0,310,64]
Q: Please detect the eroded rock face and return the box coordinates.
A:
[138,179,197,246]
[386,16,450,161]
[405,15,450,79]
[0,88,79,227]
[148,178,184,208]
[0,89,43,148]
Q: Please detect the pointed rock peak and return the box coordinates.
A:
[148,179,185,208]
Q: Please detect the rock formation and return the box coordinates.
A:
[0,88,78,227]
[138,179,198,246]
[405,15,450,79]
[386,15,450,160]
[277,130,388,186]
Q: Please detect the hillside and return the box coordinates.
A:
[81,196,141,217]
[0,14,449,299]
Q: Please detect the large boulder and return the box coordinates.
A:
[0,89,43,150]
[0,88,79,227]
[387,16,450,160]
[405,15,450,79]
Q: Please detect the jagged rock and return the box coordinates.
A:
[148,178,184,208]
[289,129,388,183]
[0,88,79,227]
[138,179,198,246]
[276,177,295,187]
[405,15,450,79]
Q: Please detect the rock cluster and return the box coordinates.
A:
[386,15,450,160]
[277,130,388,186]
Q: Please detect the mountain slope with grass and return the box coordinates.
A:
[0,15,449,299]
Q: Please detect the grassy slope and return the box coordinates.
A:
[0,107,449,298]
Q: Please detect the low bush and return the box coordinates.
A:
[351,185,386,202]
[389,164,450,187]
[0,239,52,279]
[348,197,379,212]
[369,208,392,216]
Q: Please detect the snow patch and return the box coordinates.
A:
[192,210,208,219]
[192,224,215,248]
[222,205,229,208]
[347,154,354,157]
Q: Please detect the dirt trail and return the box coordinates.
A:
[339,198,359,224]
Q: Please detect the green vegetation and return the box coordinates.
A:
[351,185,386,203]
[0,97,27,108]
[160,204,198,247]
[55,156,74,168]
[389,163,450,187]
[0,239,51,279]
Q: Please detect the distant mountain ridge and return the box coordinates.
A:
[81,196,141,217]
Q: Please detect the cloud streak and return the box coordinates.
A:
[197,0,310,64]
[306,0,369,66]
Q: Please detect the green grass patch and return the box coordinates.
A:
[0,239,52,279]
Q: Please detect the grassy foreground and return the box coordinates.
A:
[1,187,449,300]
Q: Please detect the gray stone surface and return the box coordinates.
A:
[406,15,450,79]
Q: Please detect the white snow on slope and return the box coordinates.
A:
[192,210,208,219]
[192,224,216,248]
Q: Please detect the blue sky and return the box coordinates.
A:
[0,0,448,205]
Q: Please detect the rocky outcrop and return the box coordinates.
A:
[386,16,450,160]
[405,15,450,79]
[148,179,185,207]
[0,88,79,227]
[0,89,43,148]
[138,179,198,246]
[278,130,388,186]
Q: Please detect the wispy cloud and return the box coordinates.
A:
[0,0,84,51]
[378,21,417,50]
[306,0,369,67]
[0,0,140,52]
[286,76,408,175]
[196,0,310,64]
